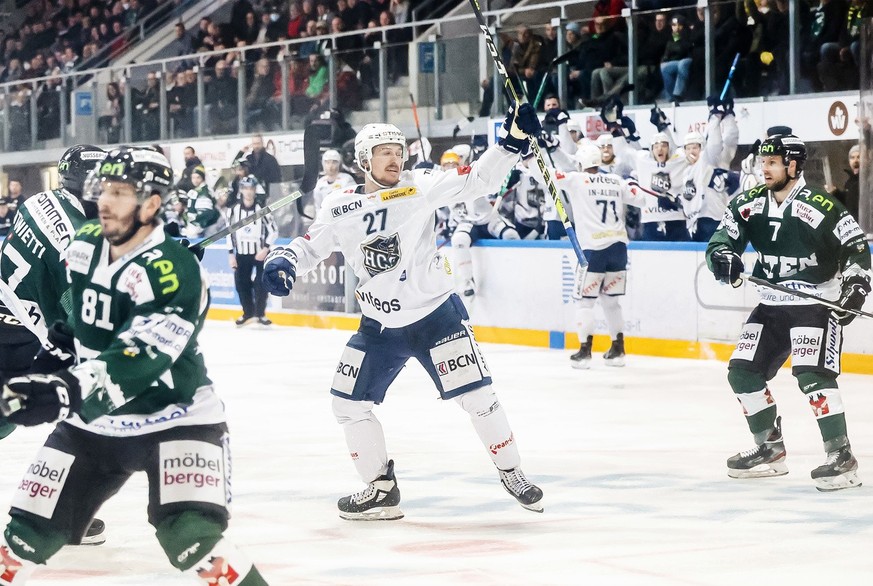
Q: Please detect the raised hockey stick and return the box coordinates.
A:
[744,275,873,320]
[190,189,304,252]
[532,49,576,110]
[410,92,425,145]
[469,0,587,268]
[719,53,741,101]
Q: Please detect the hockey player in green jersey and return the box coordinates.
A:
[706,134,871,491]
[0,147,269,585]
[0,145,108,544]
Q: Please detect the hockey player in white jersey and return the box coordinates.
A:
[606,102,689,241]
[678,105,741,241]
[313,149,356,213]
[532,144,662,368]
[448,147,520,298]
[262,104,545,519]
[498,161,544,240]
[596,134,621,174]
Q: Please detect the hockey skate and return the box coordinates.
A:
[811,445,861,492]
[498,467,544,512]
[727,417,788,479]
[338,459,403,521]
[570,336,593,370]
[76,518,106,546]
[603,333,625,367]
[235,315,256,327]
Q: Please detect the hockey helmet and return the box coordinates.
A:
[683,131,704,147]
[758,134,807,171]
[92,147,174,202]
[354,123,408,170]
[567,120,582,135]
[58,145,107,197]
[239,175,258,189]
[575,144,602,171]
[451,144,473,165]
[652,132,671,145]
[440,150,461,166]
[596,134,614,147]
[322,149,342,163]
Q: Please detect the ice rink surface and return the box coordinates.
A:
[3,321,873,585]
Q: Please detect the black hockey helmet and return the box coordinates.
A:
[58,144,107,197]
[758,134,807,172]
[92,147,173,202]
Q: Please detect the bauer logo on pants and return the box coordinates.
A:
[12,447,75,519]
[430,335,484,392]
[159,441,226,506]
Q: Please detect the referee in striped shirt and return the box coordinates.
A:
[227,176,278,326]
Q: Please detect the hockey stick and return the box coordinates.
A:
[532,49,576,110]
[744,275,873,320]
[191,190,304,251]
[410,93,425,145]
[719,53,741,102]
[469,1,588,268]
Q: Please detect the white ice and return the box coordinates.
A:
[3,320,873,585]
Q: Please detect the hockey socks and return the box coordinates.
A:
[332,397,389,483]
[454,386,520,471]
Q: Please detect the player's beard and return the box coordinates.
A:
[101,205,145,246]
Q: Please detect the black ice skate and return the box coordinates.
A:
[498,467,544,512]
[570,336,593,370]
[727,416,788,479]
[338,459,403,521]
[811,445,861,492]
[603,333,625,367]
[76,518,106,546]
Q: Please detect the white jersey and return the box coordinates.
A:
[450,195,496,226]
[288,145,517,327]
[679,113,740,233]
[549,169,648,250]
[313,172,356,212]
[500,166,542,229]
[614,137,688,224]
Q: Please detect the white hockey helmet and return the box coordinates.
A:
[322,149,342,163]
[451,144,472,165]
[567,120,582,134]
[596,134,613,147]
[354,123,408,170]
[684,131,704,146]
[575,144,602,171]
[652,132,671,145]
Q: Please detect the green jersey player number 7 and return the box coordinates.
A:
[0,147,269,585]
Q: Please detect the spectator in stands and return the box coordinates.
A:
[316,2,336,25]
[246,58,279,131]
[760,0,791,95]
[332,15,363,70]
[125,0,143,27]
[135,70,161,141]
[247,134,282,200]
[346,0,373,30]
[61,46,79,73]
[8,89,30,151]
[635,13,669,102]
[301,0,317,23]
[689,4,739,100]
[7,179,24,207]
[194,17,212,50]
[298,20,320,57]
[294,52,330,115]
[1,58,23,83]
[98,81,123,143]
[256,11,282,45]
[570,17,619,107]
[827,144,861,220]
[380,10,407,81]
[589,25,630,105]
[511,25,544,102]
[168,70,193,138]
[391,0,410,24]
[231,0,256,39]
[659,14,694,102]
[177,147,204,192]
[37,71,62,140]
[206,59,238,134]
[287,2,307,38]
[0,197,14,237]
[314,19,331,52]
[240,11,259,45]
[801,0,846,91]
[168,22,194,58]
[818,0,869,90]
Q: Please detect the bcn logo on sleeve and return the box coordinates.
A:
[160,441,226,506]
[11,447,75,519]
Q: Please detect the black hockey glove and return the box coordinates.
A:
[537,130,560,153]
[656,194,681,212]
[706,95,722,117]
[30,321,77,375]
[722,97,734,116]
[649,105,671,132]
[498,102,541,155]
[600,96,624,126]
[4,370,81,427]
[834,276,871,326]
[262,247,298,296]
[544,108,570,129]
[711,248,744,288]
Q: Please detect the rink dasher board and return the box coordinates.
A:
[201,239,873,375]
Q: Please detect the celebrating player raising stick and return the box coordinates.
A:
[263,104,545,519]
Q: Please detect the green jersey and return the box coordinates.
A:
[64,220,225,437]
[185,185,220,232]
[0,189,85,339]
[707,178,871,305]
